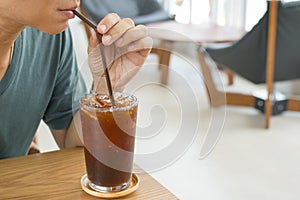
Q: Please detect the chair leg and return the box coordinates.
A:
[264,99,272,129]
[28,135,40,155]
[216,65,234,86]
[150,47,162,72]
[158,40,173,85]
[224,69,234,86]
[287,98,300,112]
[198,49,226,107]
[264,0,279,129]
[226,92,255,107]
[150,48,161,57]
[198,48,255,108]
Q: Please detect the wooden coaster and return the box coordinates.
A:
[80,174,139,198]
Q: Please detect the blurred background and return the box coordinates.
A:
[35,1,300,199]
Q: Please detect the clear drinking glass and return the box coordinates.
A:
[79,92,138,192]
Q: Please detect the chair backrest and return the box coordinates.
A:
[206,1,300,84]
[80,0,173,25]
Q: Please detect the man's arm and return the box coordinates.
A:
[51,112,83,149]
[51,13,152,149]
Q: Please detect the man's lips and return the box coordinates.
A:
[58,8,76,19]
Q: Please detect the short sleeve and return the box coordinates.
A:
[43,28,87,130]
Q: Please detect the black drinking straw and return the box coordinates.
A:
[72,10,116,107]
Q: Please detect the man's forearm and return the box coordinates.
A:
[51,112,83,149]
[65,112,83,148]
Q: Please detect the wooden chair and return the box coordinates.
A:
[198,0,300,128]
[28,136,40,154]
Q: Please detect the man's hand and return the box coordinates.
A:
[61,13,152,149]
[88,13,153,94]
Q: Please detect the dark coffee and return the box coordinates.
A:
[80,93,138,192]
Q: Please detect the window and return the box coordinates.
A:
[159,0,267,30]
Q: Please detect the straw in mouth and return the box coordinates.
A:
[72,10,115,107]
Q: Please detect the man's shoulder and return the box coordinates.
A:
[20,26,74,59]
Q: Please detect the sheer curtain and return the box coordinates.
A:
[158,0,211,24]
[157,0,266,30]
[210,0,247,28]
[209,0,269,30]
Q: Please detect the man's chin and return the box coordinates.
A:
[40,24,68,35]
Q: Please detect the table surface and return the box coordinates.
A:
[0,148,178,200]
[147,20,246,43]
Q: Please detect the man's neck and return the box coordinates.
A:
[0,15,25,80]
[0,43,14,80]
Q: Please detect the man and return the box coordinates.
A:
[0,0,152,158]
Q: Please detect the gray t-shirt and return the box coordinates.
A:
[0,27,87,158]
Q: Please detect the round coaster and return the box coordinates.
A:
[80,174,140,198]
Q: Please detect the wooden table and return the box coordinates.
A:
[147,20,246,84]
[0,148,178,200]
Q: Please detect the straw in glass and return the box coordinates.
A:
[72,10,116,107]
